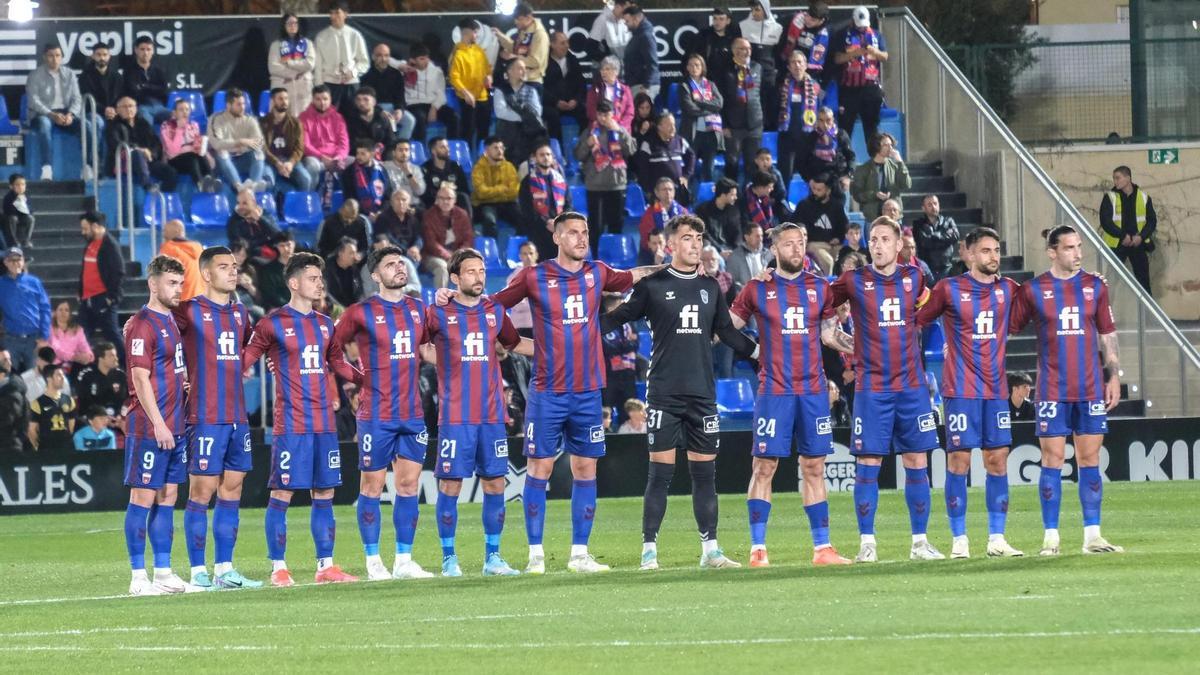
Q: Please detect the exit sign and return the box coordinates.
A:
[1148,148,1179,165]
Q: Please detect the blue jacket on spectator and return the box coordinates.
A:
[624,17,660,88]
[0,270,51,339]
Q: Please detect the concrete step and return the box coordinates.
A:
[27,194,94,212]
[910,175,955,193]
[907,161,942,177]
[904,206,983,224]
[25,180,85,195]
[899,191,966,209]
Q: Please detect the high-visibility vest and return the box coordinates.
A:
[1103,189,1148,248]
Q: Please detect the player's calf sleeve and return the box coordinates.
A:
[1039,467,1062,530]
[985,473,1009,535]
[184,500,210,568]
[904,467,931,536]
[212,498,239,566]
[853,463,881,535]
[436,490,459,557]
[356,495,382,556]
[803,501,831,548]
[124,503,151,570]
[1078,466,1103,527]
[148,503,175,569]
[310,498,336,560]
[642,461,674,544]
[265,498,289,561]
[570,479,598,546]
[747,499,771,547]
[689,460,719,542]
[482,492,505,556]
[945,471,969,538]
[393,495,419,555]
[523,476,548,547]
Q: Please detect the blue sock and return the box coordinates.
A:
[436,490,458,557]
[905,467,931,536]
[524,476,548,546]
[747,498,771,546]
[265,498,289,561]
[356,495,381,556]
[311,498,335,560]
[148,503,174,569]
[1079,466,1103,527]
[853,463,881,535]
[985,473,1009,535]
[1039,467,1062,530]
[945,470,968,537]
[804,501,831,548]
[482,492,505,557]
[124,503,151,570]
[570,479,597,546]
[183,499,209,568]
[212,498,239,566]
[394,494,419,555]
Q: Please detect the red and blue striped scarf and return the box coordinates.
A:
[812,123,840,162]
[778,75,820,133]
[527,166,567,220]
[652,200,686,230]
[735,64,755,103]
[590,124,626,171]
[686,78,722,132]
[351,161,388,214]
[515,29,534,56]
[745,187,773,227]
[279,37,310,62]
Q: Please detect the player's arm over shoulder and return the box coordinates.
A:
[915,278,948,327]
[729,280,757,330]
[600,276,651,333]
[491,265,531,308]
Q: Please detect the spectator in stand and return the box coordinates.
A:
[360,233,421,299]
[26,43,82,182]
[742,171,781,231]
[0,350,29,455]
[374,189,423,262]
[638,177,689,251]
[899,231,933,281]
[880,197,903,227]
[317,197,372,259]
[778,2,832,85]
[226,188,282,257]
[405,43,456,143]
[740,0,783,132]
[77,212,124,362]
[160,98,221,193]
[695,177,744,252]
[679,54,725,182]
[105,97,178,192]
[621,5,660,100]
[261,88,313,193]
[639,227,669,266]
[835,222,870,270]
[503,380,524,438]
[73,405,116,451]
[22,345,70,402]
[268,13,317,116]
[792,174,846,272]
[703,244,736,377]
[586,56,635,133]
[544,31,587,145]
[27,363,74,452]
[2,174,34,250]
[493,3,550,93]
[209,88,269,193]
[421,136,472,211]
[335,383,359,441]
[1100,165,1157,294]
[299,85,351,184]
[123,36,170,125]
[720,38,764,182]
[472,136,521,238]
[50,299,93,376]
[1008,371,1034,421]
[158,219,203,300]
[601,405,614,433]
[912,194,960,280]
[506,240,538,337]
[827,379,850,427]
[518,141,573,260]
[834,5,888,141]
[617,398,648,434]
[422,184,473,287]
[382,139,425,201]
[362,43,416,140]
[694,7,739,86]
[575,99,636,252]
[324,237,363,308]
[449,19,493,151]
[341,138,392,222]
[630,92,655,147]
[775,51,822,184]
[635,111,695,203]
[588,0,631,62]
[750,147,788,213]
[601,293,639,426]
[726,221,772,287]
[257,231,295,311]
[314,1,369,113]
[77,41,122,142]
[492,58,543,166]
[947,239,969,278]
[797,106,854,190]
[239,268,268,322]
[344,86,397,158]
[851,132,909,222]
[75,341,126,429]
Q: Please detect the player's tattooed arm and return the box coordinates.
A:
[820,317,854,354]
[1100,331,1121,410]
[629,264,666,283]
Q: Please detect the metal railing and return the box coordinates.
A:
[114,142,136,261]
[882,7,1200,417]
[80,94,100,196]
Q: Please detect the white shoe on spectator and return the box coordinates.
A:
[81,165,94,181]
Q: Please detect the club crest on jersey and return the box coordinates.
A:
[198,458,208,471]
[766,290,777,300]
[665,291,675,300]
[1043,290,1054,299]
[281,473,290,486]
[757,442,767,453]
[1083,286,1094,298]
[202,312,213,321]
[375,315,386,324]
[995,289,1005,301]
[285,328,295,337]
[902,277,913,292]
[700,289,709,305]
[319,325,329,335]
[363,455,371,467]
[960,292,971,302]
[1039,421,1049,432]
[807,288,817,303]
[442,461,452,473]
[951,434,961,447]
[585,272,595,288]
[141,472,151,484]
[411,310,421,323]
[486,314,496,327]
[547,279,558,288]
[234,311,242,325]
[864,281,875,291]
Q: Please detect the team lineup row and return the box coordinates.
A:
[117,210,1123,596]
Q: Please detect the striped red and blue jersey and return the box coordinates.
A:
[124,306,186,438]
[242,305,359,435]
[334,295,430,422]
[840,27,886,87]
[493,260,634,393]
[1011,271,1116,403]
[172,296,253,425]
[830,264,929,393]
[731,272,834,396]
[426,298,522,425]
[917,274,1021,400]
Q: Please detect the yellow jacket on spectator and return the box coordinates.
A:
[472,157,519,205]
[450,43,490,102]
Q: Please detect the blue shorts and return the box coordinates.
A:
[523,389,606,459]
[851,387,939,456]
[124,434,188,489]
[752,393,834,457]
[1036,400,1108,437]
[435,423,509,479]
[268,432,342,490]
[357,417,429,471]
[943,398,1012,451]
[187,422,252,475]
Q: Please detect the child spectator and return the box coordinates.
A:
[2,173,34,249]
[73,405,116,451]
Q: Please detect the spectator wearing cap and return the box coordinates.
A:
[77,211,125,362]
[834,5,888,141]
[575,98,636,253]
[73,405,116,451]
[621,5,660,101]
[493,2,551,92]
[314,1,370,113]
[158,219,204,301]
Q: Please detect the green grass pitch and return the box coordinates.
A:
[1,481,1197,672]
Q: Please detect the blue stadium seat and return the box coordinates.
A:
[570,185,588,216]
[444,87,462,115]
[212,90,253,114]
[142,192,185,228]
[165,90,208,130]
[410,140,428,166]
[716,378,755,416]
[447,139,472,167]
[18,93,27,125]
[549,138,569,173]
[787,175,809,205]
[330,190,344,212]
[189,193,231,228]
[922,323,947,363]
[625,183,646,217]
[637,329,651,360]
[505,235,528,269]
[695,181,715,204]
[666,82,682,116]
[0,96,19,134]
[257,90,272,117]
[475,235,507,272]
[761,131,779,159]
[598,233,636,269]
[281,191,324,228]
[256,192,278,218]
[635,380,647,400]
